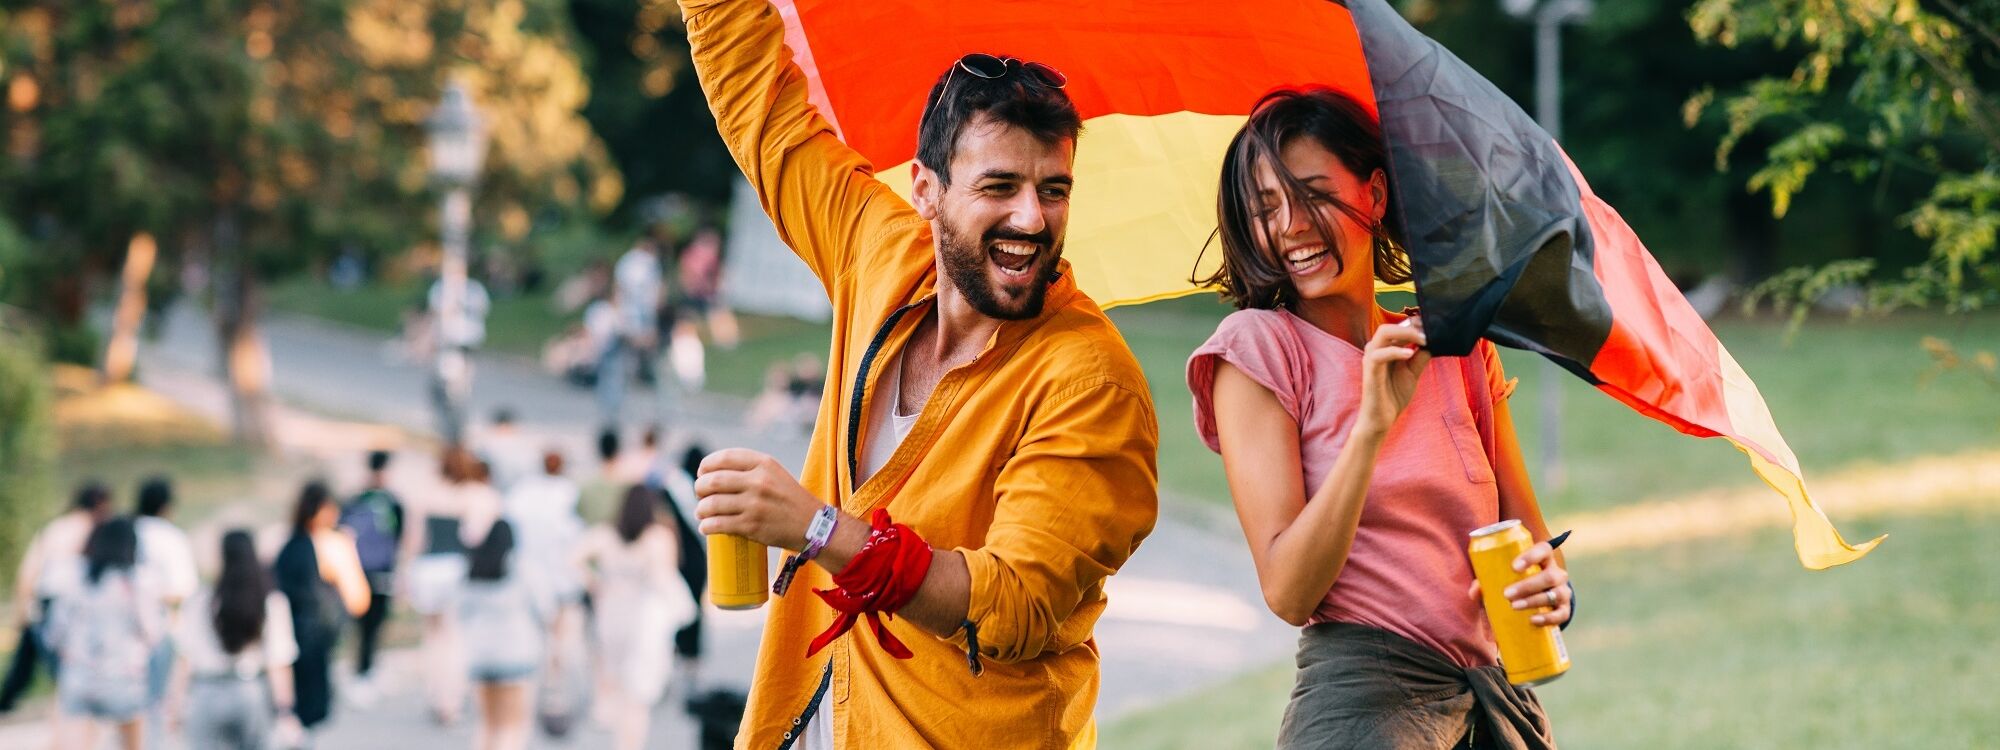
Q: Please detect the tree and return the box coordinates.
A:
[1687,0,2000,321]
[0,0,618,443]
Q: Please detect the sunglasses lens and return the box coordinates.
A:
[1023,62,1067,89]
[959,53,1009,79]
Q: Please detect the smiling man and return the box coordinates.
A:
[678,1,1159,748]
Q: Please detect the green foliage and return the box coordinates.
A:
[1689,0,2000,311]
[0,320,56,582]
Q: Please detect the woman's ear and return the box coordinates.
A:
[1368,169,1389,224]
[911,162,941,221]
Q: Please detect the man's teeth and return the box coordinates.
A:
[995,242,1038,256]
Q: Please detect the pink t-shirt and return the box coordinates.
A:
[1187,308,1509,668]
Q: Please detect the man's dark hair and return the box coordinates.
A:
[916,56,1082,185]
[597,428,621,463]
[367,450,393,473]
[72,481,111,512]
[136,476,173,518]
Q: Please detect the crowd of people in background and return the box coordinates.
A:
[3,411,718,750]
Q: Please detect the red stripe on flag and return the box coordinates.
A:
[1559,148,1734,443]
[776,0,1373,168]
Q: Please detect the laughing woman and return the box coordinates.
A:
[1186,87,1572,749]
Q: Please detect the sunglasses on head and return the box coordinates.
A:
[930,53,1068,114]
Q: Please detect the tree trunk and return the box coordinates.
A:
[211,216,273,447]
[100,232,158,384]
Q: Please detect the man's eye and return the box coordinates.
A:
[1040,187,1070,201]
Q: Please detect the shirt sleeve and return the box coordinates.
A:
[1186,311,1311,453]
[948,379,1159,664]
[679,0,915,297]
[1477,339,1518,403]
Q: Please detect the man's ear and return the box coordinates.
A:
[912,162,943,221]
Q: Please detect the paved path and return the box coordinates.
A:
[1,301,1293,748]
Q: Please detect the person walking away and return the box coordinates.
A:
[45,518,160,750]
[501,450,586,663]
[272,481,371,739]
[399,446,500,725]
[167,530,303,750]
[338,450,405,706]
[573,487,691,750]
[2,482,113,714]
[460,520,555,750]
[132,476,199,743]
[479,409,539,494]
[652,445,710,693]
[427,274,493,444]
[576,429,625,526]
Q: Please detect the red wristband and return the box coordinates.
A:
[805,508,933,659]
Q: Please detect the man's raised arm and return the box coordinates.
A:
[679,0,905,293]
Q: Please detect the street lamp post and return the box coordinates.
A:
[426,80,486,445]
[1502,0,1592,491]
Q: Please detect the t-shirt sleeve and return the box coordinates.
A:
[1477,340,1518,403]
[1186,311,1310,453]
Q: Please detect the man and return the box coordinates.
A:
[682,2,1160,747]
[338,450,404,703]
[131,476,198,729]
[478,407,539,494]
[1,483,113,712]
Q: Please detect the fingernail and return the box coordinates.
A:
[1512,600,1526,610]
[1502,586,1516,598]
[1512,560,1525,572]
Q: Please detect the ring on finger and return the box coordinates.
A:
[1545,589,1559,606]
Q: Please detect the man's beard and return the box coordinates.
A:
[936,213,1063,322]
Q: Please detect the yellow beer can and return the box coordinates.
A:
[708,533,770,610]
[1468,519,1570,686]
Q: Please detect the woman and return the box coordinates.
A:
[459,520,553,750]
[273,481,371,737]
[45,518,159,750]
[169,530,304,749]
[574,486,691,750]
[1187,87,1572,749]
[399,445,501,724]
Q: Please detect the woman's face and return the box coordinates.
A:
[1250,136,1387,303]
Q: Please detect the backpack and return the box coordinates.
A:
[341,489,401,573]
[49,574,152,714]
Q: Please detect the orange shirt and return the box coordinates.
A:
[682,1,1160,747]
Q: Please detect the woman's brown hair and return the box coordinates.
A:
[1196,87,1410,310]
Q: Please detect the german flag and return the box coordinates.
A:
[772,0,1881,569]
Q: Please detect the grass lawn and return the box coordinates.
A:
[1108,295,2000,517]
[1102,503,2000,749]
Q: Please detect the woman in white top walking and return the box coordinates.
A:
[574,486,691,750]
[399,446,501,724]
[168,530,302,749]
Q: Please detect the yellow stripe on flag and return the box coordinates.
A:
[1717,343,1885,568]
[875,110,1408,308]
